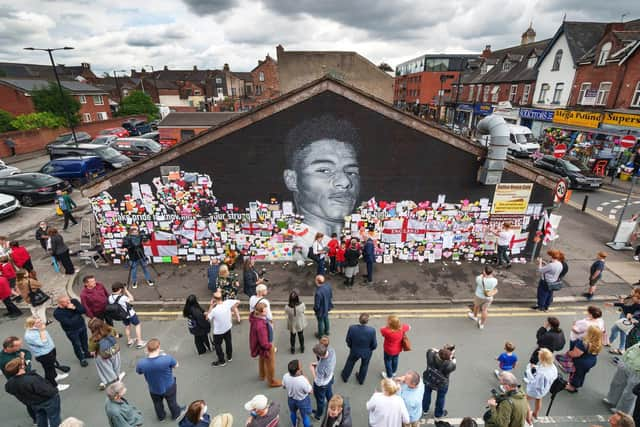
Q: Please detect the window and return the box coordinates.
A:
[491,85,500,103]
[83,113,92,123]
[632,81,640,107]
[522,84,531,104]
[231,88,236,96]
[527,55,537,68]
[502,61,511,72]
[483,85,490,102]
[598,42,612,66]
[476,85,482,102]
[78,95,87,104]
[552,83,564,104]
[578,83,591,104]
[596,82,612,105]
[194,90,201,95]
[552,50,563,71]
[97,112,108,121]
[122,89,129,97]
[509,85,518,102]
[468,85,474,101]
[538,83,550,103]
[93,95,104,105]
[425,58,449,72]
[256,85,262,96]
[215,77,222,84]
[217,88,223,97]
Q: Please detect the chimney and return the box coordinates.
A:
[520,23,536,45]
[131,69,136,75]
[193,65,198,71]
[164,65,169,71]
[81,62,90,69]
[276,44,284,59]
[481,45,492,58]
[223,63,230,72]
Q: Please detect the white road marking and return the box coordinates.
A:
[602,202,611,206]
[615,205,624,209]
[633,201,640,204]
[596,207,604,211]
[610,215,617,219]
[610,209,618,214]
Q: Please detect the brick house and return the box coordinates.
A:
[157,111,241,144]
[0,62,98,83]
[0,78,111,122]
[251,54,280,104]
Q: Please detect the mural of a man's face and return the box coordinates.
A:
[284,139,360,229]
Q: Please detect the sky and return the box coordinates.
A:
[1,0,638,76]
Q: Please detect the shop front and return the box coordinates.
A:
[471,103,493,128]
[455,103,474,129]
[600,111,640,137]
[519,108,554,136]
[492,102,520,125]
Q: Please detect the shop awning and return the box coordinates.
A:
[542,123,630,137]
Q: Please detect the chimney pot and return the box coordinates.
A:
[164,65,169,71]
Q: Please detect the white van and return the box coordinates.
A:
[479,124,540,158]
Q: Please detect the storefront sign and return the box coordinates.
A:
[581,89,598,106]
[474,103,493,116]
[456,103,474,112]
[519,108,554,122]
[602,112,640,129]
[493,106,520,120]
[552,110,602,128]
[491,183,533,215]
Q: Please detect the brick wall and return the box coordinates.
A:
[0,114,146,158]
[252,56,280,104]
[0,84,36,116]
[77,94,112,123]
[614,53,640,109]
[158,126,209,143]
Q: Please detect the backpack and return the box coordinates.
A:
[104,295,129,321]
[623,343,640,372]
[307,245,317,261]
[98,335,120,359]
[424,366,448,390]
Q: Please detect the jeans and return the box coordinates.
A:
[422,385,449,417]
[329,256,337,273]
[149,381,181,420]
[64,327,89,362]
[316,257,326,275]
[287,395,312,427]
[610,324,628,350]
[62,210,77,230]
[383,352,399,378]
[194,334,211,355]
[341,352,372,384]
[536,279,553,309]
[606,364,640,414]
[365,261,373,282]
[290,331,304,351]
[313,377,334,418]
[497,245,510,265]
[35,349,59,387]
[316,315,330,337]
[213,329,233,362]
[131,259,152,283]
[32,394,61,427]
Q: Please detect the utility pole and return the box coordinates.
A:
[23,46,79,145]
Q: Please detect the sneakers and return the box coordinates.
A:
[467,312,478,321]
[80,359,88,367]
[148,281,155,287]
[99,383,106,390]
[603,397,613,406]
[131,282,138,289]
[634,256,639,261]
[57,384,70,391]
[171,406,187,421]
[55,372,69,381]
[135,340,147,349]
[212,360,227,367]
[119,371,126,381]
[435,410,448,419]
[227,358,232,362]
[127,340,135,347]
[478,321,485,330]
[381,371,388,379]
[494,369,501,379]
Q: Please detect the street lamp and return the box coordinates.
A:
[23,46,79,145]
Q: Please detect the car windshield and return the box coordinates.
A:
[560,159,587,173]
[515,133,536,144]
[92,136,111,144]
[96,147,123,160]
[147,141,162,151]
[25,174,59,186]
[55,134,72,143]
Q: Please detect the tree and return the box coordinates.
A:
[118,90,159,120]
[378,62,393,72]
[0,109,15,132]
[10,112,66,130]
[30,82,81,126]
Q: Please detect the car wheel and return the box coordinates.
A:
[21,195,35,206]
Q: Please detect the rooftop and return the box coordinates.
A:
[157,112,242,127]
[0,78,107,94]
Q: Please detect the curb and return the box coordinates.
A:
[3,150,47,165]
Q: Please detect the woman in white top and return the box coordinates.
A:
[525,348,558,419]
[533,249,564,312]
[495,222,514,267]
[312,232,327,275]
[570,305,606,343]
[366,378,410,427]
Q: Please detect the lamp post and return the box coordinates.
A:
[23,46,79,145]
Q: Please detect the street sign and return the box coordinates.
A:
[555,178,568,202]
[553,143,567,158]
[621,135,637,149]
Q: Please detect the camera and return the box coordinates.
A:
[259,268,269,283]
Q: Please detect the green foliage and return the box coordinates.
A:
[10,112,66,130]
[0,109,15,132]
[118,91,159,120]
[30,82,81,126]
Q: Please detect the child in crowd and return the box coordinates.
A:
[327,233,339,274]
[584,251,607,300]
[495,341,518,378]
[0,255,20,300]
[335,241,346,275]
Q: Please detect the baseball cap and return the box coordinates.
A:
[244,394,268,411]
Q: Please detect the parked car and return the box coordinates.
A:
[159,137,178,148]
[46,131,92,153]
[0,173,72,206]
[0,162,21,178]
[533,155,603,189]
[0,193,20,219]
[139,131,160,142]
[98,127,129,138]
[478,124,540,158]
[91,135,118,147]
[49,143,133,170]
[40,156,106,185]
[149,120,160,130]
[122,120,152,136]
[112,138,162,161]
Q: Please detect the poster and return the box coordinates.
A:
[491,183,533,215]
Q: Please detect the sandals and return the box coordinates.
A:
[609,349,623,355]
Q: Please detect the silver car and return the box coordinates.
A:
[0,161,21,178]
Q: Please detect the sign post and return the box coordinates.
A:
[621,135,637,149]
[553,144,567,158]
[607,175,637,251]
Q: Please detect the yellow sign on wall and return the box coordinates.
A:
[491,183,534,215]
[552,110,602,128]
[602,112,640,128]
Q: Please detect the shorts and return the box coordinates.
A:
[588,277,600,287]
[344,265,359,278]
[123,314,140,326]
[473,295,493,309]
[336,261,345,269]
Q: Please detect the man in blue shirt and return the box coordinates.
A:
[398,370,425,427]
[363,237,375,284]
[310,343,336,420]
[53,296,90,367]
[341,313,377,384]
[313,275,333,338]
[135,338,184,421]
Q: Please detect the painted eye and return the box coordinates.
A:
[317,168,332,174]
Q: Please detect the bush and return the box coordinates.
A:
[10,112,67,130]
[0,109,15,132]
[31,82,81,126]
[118,91,159,120]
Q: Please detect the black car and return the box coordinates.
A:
[46,131,92,153]
[122,120,152,136]
[533,155,603,189]
[0,173,72,206]
[138,131,160,142]
[49,143,133,170]
[113,138,162,161]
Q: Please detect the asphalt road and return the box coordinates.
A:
[573,188,640,223]
[0,305,626,427]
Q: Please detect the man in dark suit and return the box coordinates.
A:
[340,313,377,384]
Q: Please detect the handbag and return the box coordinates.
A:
[27,280,50,307]
[401,332,412,352]
[615,317,637,335]
[483,278,498,298]
[547,279,564,292]
[98,335,120,359]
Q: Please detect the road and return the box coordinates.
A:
[0,305,626,427]
[573,188,640,223]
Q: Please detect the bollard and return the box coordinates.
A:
[582,195,589,212]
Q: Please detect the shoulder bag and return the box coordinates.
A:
[401,329,412,352]
[27,280,50,307]
[615,317,637,335]
[483,278,498,298]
